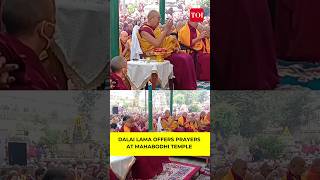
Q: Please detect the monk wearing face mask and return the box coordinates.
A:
[0,0,60,90]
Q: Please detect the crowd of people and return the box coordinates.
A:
[0,141,108,179]
[0,160,108,180]
[110,109,210,132]
[112,1,211,90]
[212,157,320,180]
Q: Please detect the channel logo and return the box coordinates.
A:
[190,8,204,22]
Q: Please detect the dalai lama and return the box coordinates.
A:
[213,0,279,90]
[138,10,197,90]
[179,21,210,81]
[0,0,60,90]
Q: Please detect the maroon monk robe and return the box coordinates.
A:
[132,156,170,179]
[0,0,3,32]
[139,24,197,90]
[110,72,129,90]
[109,169,117,180]
[189,23,210,81]
[118,125,140,132]
[287,171,302,180]
[213,0,279,90]
[0,33,59,90]
[275,0,320,62]
[231,169,244,180]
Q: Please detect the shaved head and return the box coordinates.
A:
[232,159,248,178]
[289,157,306,176]
[120,31,128,36]
[147,10,160,21]
[2,0,55,35]
[165,110,170,117]
[120,31,128,43]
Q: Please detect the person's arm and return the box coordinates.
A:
[121,41,130,56]
[0,53,18,89]
[141,30,167,48]
[141,19,173,48]
[191,31,206,46]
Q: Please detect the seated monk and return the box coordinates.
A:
[110,56,130,90]
[119,31,131,61]
[161,110,178,131]
[222,159,248,180]
[137,10,197,90]
[198,111,210,132]
[307,158,320,180]
[282,157,307,180]
[179,21,210,81]
[119,115,141,132]
[176,112,188,132]
[184,117,199,132]
[0,0,61,90]
[178,112,188,127]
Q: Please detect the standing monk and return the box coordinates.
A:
[0,0,60,90]
[213,0,279,90]
[138,10,197,90]
[179,21,210,81]
[275,0,320,62]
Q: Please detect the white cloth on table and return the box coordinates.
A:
[130,25,143,61]
[127,60,174,89]
[110,156,136,180]
[54,0,108,89]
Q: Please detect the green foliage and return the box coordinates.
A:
[39,129,61,146]
[188,104,200,112]
[173,94,185,105]
[127,4,137,14]
[253,136,285,159]
[213,102,240,137]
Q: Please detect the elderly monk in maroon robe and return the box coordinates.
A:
[138,10,197,90]
[179,21,210,81]
[110,56,130,90]
[275,0,320,62]
[213,0,279,90]
[0,0,60,90]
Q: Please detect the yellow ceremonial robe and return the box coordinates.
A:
[178,116,187,127]
[137,25,180,55]
[185,121,198,132]
[222,170,236,180]
[281,175,307,180]
[124,125,131,132]
[178,23,205,52]
[161,117,177,131]
[119,39,131,61]
[200,116,210,126]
